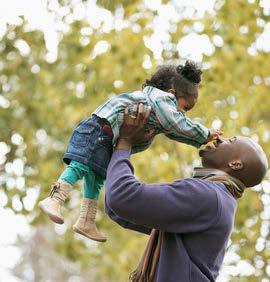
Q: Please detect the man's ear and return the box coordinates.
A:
[228,159,243,170]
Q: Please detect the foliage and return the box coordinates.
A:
[0,0,270,281]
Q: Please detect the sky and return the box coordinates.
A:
[0,0,270,281]
[0,0,218,64]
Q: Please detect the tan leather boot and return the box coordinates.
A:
[73,198,107,242]
[38,180,72,224]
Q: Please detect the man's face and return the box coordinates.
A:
[199,136,268,186]
[199,136,239,169]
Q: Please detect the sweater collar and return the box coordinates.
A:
[193,167,246,199]
[192,167,229,178]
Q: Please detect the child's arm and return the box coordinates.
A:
[153,96,210,147]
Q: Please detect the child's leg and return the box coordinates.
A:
[59,160,89,186]
[93,172,105,199]
[83,169,104,200]
[73,168,106,242]
[39,160,89,224]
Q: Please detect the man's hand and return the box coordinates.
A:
[117,103,155,150]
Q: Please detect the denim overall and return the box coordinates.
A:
[63,114,113,178]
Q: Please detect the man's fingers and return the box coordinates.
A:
[132,104,138,115]
[135,103,145,125]
[138,103,144,113]
[146,106,151,118]
[125,102,151,127]
[142,106,151,126]
[124,107,129,121]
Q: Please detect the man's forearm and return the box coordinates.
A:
[105,141,150,233]
[105,147,146,224]
[105,147,135,205]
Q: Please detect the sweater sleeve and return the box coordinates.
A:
[153,96,209,147]
[104,197,151,235]
[105,149,221,234]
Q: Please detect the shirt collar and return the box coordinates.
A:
[142,86,176,101]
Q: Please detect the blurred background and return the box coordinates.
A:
[0,0,270,281]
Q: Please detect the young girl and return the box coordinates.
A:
[39,61,222,242]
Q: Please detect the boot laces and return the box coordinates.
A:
[49,182,67,204]
[79,201,97,222]
[89,202,97,219]
[81,200,97,220]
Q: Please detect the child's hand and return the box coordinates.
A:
[206,128,223,143]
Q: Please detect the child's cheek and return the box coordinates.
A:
[177,104,185,113]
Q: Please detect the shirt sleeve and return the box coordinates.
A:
[105,149,221,234]
[153,95,209,147]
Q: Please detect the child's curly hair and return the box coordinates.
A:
[142,61,202,99]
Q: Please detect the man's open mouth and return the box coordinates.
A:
[207,143,216,150]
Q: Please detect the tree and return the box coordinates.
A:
[0,0,269,281]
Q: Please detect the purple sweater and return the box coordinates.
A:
[105,150,237,282]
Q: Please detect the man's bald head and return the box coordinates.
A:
[199,136,268,187]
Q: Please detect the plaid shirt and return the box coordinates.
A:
[93,86,209,153]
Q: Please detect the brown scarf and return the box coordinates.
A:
[192,167,246,199]
[129,168,246,282]
[129,229,161,282]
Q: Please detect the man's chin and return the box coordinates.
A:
[199,144,217,157]
[199,149,204,157]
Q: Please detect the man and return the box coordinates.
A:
[105,107,268,282]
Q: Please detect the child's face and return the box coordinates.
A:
[176,95,197,113]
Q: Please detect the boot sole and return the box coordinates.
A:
[73,226,107,242]
[38,202,64,224]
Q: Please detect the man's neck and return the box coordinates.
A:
[193,167,229,178]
